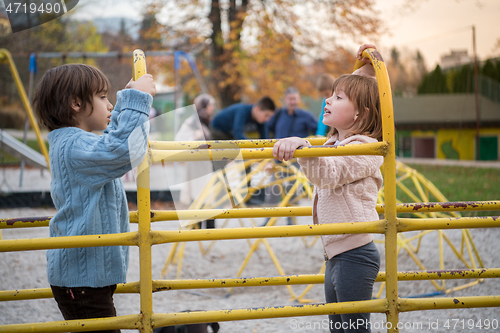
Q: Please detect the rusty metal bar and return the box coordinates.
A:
[399,295,500,312]
[398,216,500,232]
[0,315,141,333]
[2,268,499,302]
[152,299,388,327]
[3,201,499,229]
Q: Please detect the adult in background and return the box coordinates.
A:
[210,97,276,206]
[175,94,216,228]
[264,88,317,223]
[267,87,318,139]
[210,96,276,140]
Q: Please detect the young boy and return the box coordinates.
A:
[315,73,336,136]
[33,63,155,333]
[210,96,276,140]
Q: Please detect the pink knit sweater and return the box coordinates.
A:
[298,134,383,259]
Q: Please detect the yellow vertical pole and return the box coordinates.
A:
[438,230,445,290]
[356,48,399,332]
[133,49,153,333]
[0,49,50,170]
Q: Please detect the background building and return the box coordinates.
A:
[440,50,472,70]
[394,94,500,160]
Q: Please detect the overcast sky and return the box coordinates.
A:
[374,0,500,69]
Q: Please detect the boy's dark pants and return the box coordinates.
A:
[51,284,119,333]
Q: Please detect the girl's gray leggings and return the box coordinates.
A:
[324,241,380,333]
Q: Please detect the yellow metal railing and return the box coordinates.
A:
[1,48,500,333]
[0,49,50,169]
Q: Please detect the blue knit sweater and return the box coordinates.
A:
[46,88,152,288]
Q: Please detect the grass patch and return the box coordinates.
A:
[0,139,49,165]
[402,163,500,217]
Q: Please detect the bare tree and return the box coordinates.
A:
[142,0,382,107]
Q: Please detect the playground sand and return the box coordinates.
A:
[1,206,499,333]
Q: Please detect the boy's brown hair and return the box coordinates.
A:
[316,73,335,93]
[33,64,110,131]
[255,96,276,112]
[327,74,382,141]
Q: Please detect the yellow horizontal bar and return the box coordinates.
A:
[399,295,500,312]
[0,288,53,301]
[385,268,500,282]
[393,201,500,213]
[153,299,387,327]
[150,142,388,163]
[398,216,500,232]
[0,232,138,252]
[140,207,312,223]
[152,275,324,291]
[136,202,500,223]
[0,282,140,302]
[0,216,52,229]
[149,137,327,150]
[3,268,498,302]
[2,201,499,229]
[152,220,386,244]
[0,314,141,333]
[153,267,500,291]
[1,212,135,229]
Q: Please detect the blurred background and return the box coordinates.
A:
[1,0,500,160]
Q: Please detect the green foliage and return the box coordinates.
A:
[0,17,107,55]
[482,59,496,79]
[451,64,473,93]
[418,59,500,95]
[0,139,49,165]
[0,18,109,113]
[66,21,108,53]
[418,65,449,94]
[404,164,500,217]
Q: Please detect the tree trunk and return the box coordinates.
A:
[209,0,247,108]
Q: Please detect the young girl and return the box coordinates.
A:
[33,64,155,333]
[273,72,382,332]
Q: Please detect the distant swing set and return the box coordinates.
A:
[0,48,499,333]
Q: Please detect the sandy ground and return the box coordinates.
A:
[1,165,500,332]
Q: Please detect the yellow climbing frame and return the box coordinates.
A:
[160,154,487,303]
[1,49,500,333]
[0,48,50,169]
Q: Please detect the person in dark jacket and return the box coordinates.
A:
[267,87,317,139]
[210,96,276,140]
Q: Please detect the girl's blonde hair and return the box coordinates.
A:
[327,74,382,141]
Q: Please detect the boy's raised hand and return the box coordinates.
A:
[272,137,309,161]
[357,44,377,64]
[353,44,377,79]
[126,74,157,97]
